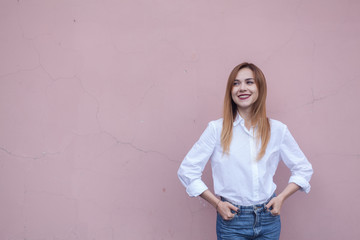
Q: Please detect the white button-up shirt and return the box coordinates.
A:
[178,114,313,206]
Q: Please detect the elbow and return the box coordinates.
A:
[295,162,314,182]
[177,165,185,180]
[306,163,314,182]
[177,166,188,187]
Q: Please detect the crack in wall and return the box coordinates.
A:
[74,75,102,132]
[102,131,177,163]
[137,82,158,108]
[0,145,60,160]
[0,129,78,162]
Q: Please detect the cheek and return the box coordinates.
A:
[253,87,259,97]
[231,93,236,102]
[231,88,237,98]
[252,90,259,101]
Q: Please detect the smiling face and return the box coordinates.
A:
[231,67,259,115]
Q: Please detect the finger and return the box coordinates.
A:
[265,199,274,209]
[226,213,236,220]
[228,203,239,212]
[271,208,280,215]
[270,210,279,216]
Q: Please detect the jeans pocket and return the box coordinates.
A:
[268,209,280,217]
[217,212,238,225]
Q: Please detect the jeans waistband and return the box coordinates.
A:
[220,193,275,212]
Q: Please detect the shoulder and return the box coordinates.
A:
[269,118,286,128]
[209,118,223,127]
[269,118,288,135]
[206,118,223,135]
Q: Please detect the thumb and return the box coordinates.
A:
[228,203,239,212]
[265,199,274,210]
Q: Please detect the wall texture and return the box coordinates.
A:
[1,0,359,239]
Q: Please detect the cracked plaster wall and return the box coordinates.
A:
[0,0,359,239]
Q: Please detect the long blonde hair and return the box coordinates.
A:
[221,62,270,160]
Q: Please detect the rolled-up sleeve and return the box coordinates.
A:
[177,122,217,197]
[280,126,313,193]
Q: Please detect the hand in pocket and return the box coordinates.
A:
[217,201,239,220]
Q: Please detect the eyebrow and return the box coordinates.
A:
[234,78,254,81]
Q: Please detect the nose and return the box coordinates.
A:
[239,82,247,92]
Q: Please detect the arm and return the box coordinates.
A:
[200,189,239,220]
[266,126,313,215]
[179,122,239,220]
[280,126,313,193]
[265,182,300,215]
[178,122,217,197]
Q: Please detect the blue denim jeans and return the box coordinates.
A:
[216,195,281,240]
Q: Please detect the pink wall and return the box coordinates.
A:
[0,0,359,239]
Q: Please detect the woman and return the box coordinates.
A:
[177,62,313,240]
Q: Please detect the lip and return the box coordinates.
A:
[238,94,251,100]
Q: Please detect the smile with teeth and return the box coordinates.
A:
[238,94,251,100]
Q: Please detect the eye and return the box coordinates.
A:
[233,81,240,86]
[246,80,254,85]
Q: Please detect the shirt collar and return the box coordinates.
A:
[233,113,244,126]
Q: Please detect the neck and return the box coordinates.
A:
[238,108,253,130]
[238,108,252,122]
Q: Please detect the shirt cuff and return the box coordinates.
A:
[186,179,208,197]
[289,175,311,194]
